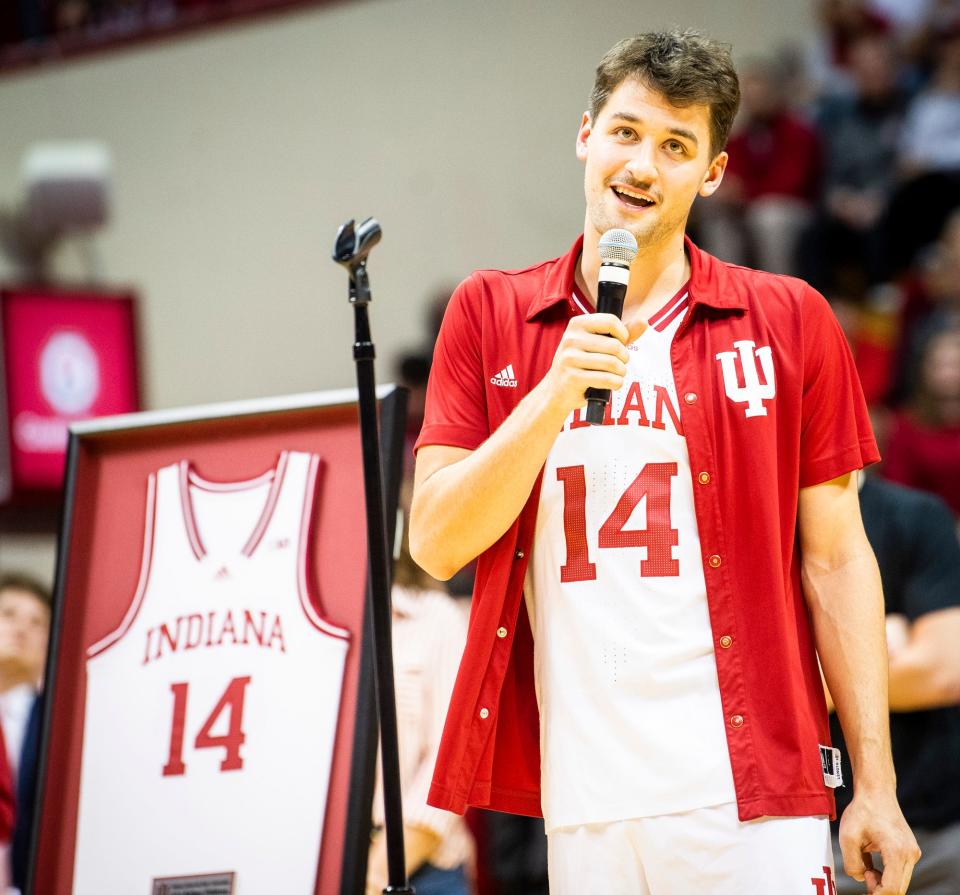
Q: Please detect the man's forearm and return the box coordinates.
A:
[804,546,896,791]
[411,379,569,579]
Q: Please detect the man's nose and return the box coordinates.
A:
[625,139,657,183]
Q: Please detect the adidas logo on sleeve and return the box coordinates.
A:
[490,364,518,388]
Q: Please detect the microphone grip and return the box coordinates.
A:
[585,274,628,426]
[584,390,610,424]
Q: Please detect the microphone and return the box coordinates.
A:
[585,228,638,425]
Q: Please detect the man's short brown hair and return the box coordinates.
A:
[590,29,741,157]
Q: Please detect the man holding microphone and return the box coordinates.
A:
[410,29,919,894]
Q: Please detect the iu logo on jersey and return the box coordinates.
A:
[715,340,776,418]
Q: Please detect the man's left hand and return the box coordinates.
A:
[838,790,921,893]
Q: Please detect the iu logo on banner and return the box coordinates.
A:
[715,340,776,418]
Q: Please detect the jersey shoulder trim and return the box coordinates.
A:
[296,453,350,641]
[87,472,158,659]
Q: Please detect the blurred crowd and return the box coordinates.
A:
[0,0,252,52]
[691,0,960,517]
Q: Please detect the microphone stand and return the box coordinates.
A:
[333,218,414,895]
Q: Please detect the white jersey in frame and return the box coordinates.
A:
[73,450,349,894]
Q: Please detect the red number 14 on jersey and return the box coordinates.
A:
[556,462,680,582]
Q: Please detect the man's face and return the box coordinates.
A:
[577,78,726,251]
[0,587,50,684]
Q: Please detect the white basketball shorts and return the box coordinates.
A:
[547,802,837,895]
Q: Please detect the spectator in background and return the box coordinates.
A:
[53,0,91,34]
[0,576,49,774]
[366,491,471,895]
[870,0,935,34]
[897,0,960,81]
[397,352,433,476]
[814,34,907,294]
[0,574,47,893]
[396,287,478,599]
[395,286,459,476]
[828,476,960,893]
[867,0,947,81]
[899,21,960,174]
[891,208,960,402]
[807,0,893,97]
[884,327,960,515]
[886,21,960,272]
[696,57,821,276]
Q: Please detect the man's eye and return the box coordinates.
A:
[666,141,686,154]
[616,127,635,139]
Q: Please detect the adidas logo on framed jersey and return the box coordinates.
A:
[715,340,776,418]
[490,364,518,388]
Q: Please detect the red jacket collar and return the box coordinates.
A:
[525,233,750,322]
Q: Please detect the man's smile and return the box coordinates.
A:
[610,183,658,209]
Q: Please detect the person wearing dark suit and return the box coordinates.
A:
[827,476,960,893]
[11,693,41,892]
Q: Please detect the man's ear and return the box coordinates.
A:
[699,150,728,197]
[575,111,592,162]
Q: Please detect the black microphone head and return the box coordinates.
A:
[355,216,382,257]
[332,216,382,267]
[332,218,357,264]
[599,228,638,265]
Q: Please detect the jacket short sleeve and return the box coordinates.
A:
[798,287,880,487]
[415,274,489,453]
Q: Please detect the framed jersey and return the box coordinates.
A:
[28,386,406,895]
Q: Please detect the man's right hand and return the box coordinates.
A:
[541,312,631,416]
[411,312,632,580]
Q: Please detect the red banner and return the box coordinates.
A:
[1,288,139,501]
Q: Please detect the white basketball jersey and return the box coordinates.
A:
[527,291,736,832]
[73,451,349,894]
